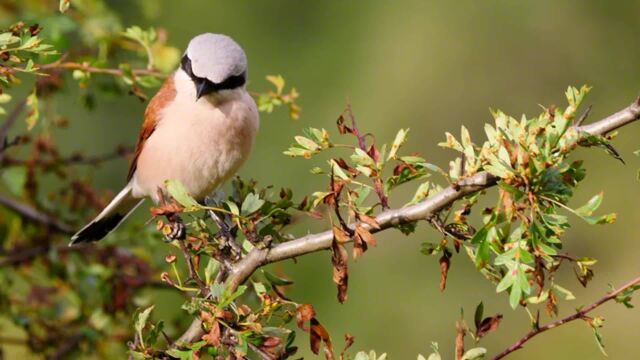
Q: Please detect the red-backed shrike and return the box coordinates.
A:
[71,33,259,244]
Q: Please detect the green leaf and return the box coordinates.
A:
[406,181,430,206]
[0,93,11,104]
[59,0,71,13]
[134,305,154,349]
[387,128,409,160]
[166,348,195,360]
[266,75,285,94]
[25,89,39,131]
[553,284,576,300]
[225,201,240,216]
[474,302,484,329]
[204,259,220,285]
[165,179,201,211]
[461,347,487,360]
[352,148,375,167]
[2,166,27,197]
[509,281,522,309]
[294,135,320,151]
[573,193,616,224]
[264,270,294,286]
[593,327,607,356]
[241,193,265,215]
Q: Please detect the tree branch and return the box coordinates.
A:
[174,96,640,345]
[492,275,640,360]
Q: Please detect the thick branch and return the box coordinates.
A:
[175,96,640,344]
[492,275,640,360]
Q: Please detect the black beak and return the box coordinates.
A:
[196,79,216,100]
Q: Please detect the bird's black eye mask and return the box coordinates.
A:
[181,55,246,99]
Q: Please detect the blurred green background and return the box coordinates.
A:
[11,0,640,358]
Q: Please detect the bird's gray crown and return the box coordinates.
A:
[185,33,247,84]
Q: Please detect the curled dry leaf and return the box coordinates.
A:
[355,224,377,247]
[455,321,466,360]
[202,321,221,347]
[439,253,450,291]
[331,234,349,303]
[311,318,334,360]
[358,213,380,229]
[296,304,316,331]
[149,202,183,217]
[475,314,503,339]
[296,304,335,360]
[340,333,355,360]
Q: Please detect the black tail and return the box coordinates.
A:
[70,184,143,245]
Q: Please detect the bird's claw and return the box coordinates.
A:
[164,216,186,242]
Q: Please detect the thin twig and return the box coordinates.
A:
[248,343,275,360]
[2,146,132,168]
[178,240,207,291]
[39,60,166,78]
[0,98,27,162]
[0,195,74,234]
[47,331,84,360]
[492,275,640,360]
[173,97,640,345]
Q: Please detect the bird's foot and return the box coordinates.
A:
[208,209,241,256]
[164,215,186,242]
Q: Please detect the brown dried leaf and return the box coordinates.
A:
[455,321,466,360]
[475,314,503,338]
[331,238,349,303]
[336,114,353,135]
[546,290,558,317]
[296,304,316,331]
[355,224,377,247]
[262,336,281,348]
[358,213,380,229]
[202,321,221,346]
[352,231,367,259]
[332,226,350,244]
[149,202,183,217]
[439,254,450,291]
[340,334,355,360]
[310,318,334,360]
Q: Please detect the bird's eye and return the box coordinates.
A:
[181,55,194,78]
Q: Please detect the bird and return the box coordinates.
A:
[70,33,259,245]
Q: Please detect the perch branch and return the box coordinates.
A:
[174,96,640,344]
[492,275,640,360]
